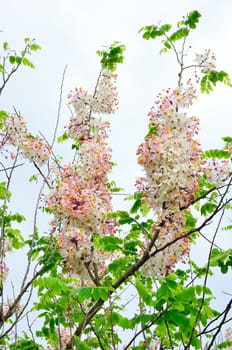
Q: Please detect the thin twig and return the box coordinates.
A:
[51,65,68,149]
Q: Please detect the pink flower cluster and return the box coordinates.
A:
[3,114,51,165]
[0,261,9,281]
[224,328,232,349]
[58,327,71,348]
[46,70,118,282]
[0,299,23,318]
[57,227,113,282]
[66,70,118,140]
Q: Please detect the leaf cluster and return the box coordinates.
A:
[139,10,201,53]
[201,70,232,94]
[0,37,41,72]
[96,41,126,71]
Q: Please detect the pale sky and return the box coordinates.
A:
[1,0,232,340]
[1,0,232,195]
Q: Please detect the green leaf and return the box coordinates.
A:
[169,27,189,42]
[221,224,232,231]
[0,182,11,200]
[9,339,42,350]
[96,235,122,251]
[201,149,230,159]
[113,210,134,225]
[200,202,217,216]
[135,278,153,306]
[222,136,232,143]
[201,70,232,93]
[139,23,172,41]
[0,110,8,125]
[217,70,232,86]
[57,132,68,143]
[97,41,126,71]
[9,55,16,64]
[15,56,22,64]
[145,122,158,138]
[108,256,133,279]
[111,312,135,329]
[3,41,9,50]
[184,10,201,29]
[98,287,109,301]
[130,198,141,214]
[218,340,232,349]
[6,228,25,249]
[77,287,92,300]
[30,43,42,51]
[184,210,197,231]
[22,57,35,69]
[158,23,172,35]
[29,174,38,183]
[200,74,213,94]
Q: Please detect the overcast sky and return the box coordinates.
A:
[1,0,232,194]
[1,0,232,325]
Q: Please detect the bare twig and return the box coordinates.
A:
[51,65,68,149]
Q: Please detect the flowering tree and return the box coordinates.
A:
[1,10,232,350]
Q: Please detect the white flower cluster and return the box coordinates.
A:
[141,211,189,278]
[194,49,216,71]
[1,299,23,318]
[20,136,51,165]
[137,85,201,212]
[202,158,231,185]
[4,115,28,146]
[46,70,119,284]
[66,70,118,141]
[3,114,51,165]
